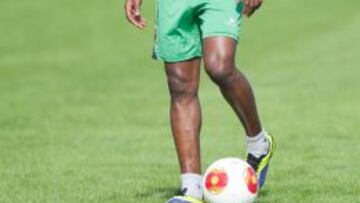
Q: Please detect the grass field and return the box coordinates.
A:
[1,0,360,202]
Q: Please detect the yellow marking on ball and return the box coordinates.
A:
[211,175,219,185]
[251,176,257,184]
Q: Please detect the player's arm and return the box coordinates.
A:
[242,0,263,17]
[124,0,146,29]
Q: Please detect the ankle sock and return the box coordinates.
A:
[181,173,203,200]
[246,130,270,158]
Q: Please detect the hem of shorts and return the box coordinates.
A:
[152,53,203,63]
[202,32,239,42]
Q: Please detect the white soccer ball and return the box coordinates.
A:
[203,158,258,203]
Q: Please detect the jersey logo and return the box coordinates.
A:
[227,17,237,26]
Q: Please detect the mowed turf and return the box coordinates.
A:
[0,0,359,202]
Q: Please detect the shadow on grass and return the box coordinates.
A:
[257,188,269,199]
[135,186,179,200]
[135,187,269,201]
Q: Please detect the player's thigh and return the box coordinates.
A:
[165,59,201,95]
[153,0,202,62]
[202,37,237,76]
[203,37,237,62]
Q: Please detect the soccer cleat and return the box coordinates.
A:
[165,196,204,203]
[246,133,276,188]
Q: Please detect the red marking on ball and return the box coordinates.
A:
[205,169,228,194]
[244,167,258,194]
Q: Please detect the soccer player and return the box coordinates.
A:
[125,0,275,202]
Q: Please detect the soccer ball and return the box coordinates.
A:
[203,158,258,203]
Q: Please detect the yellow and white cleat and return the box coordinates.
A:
[246,133,276,188]
[165,196,204,203]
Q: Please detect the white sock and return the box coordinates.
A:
[246,130,270,158]
[181,173,203,200]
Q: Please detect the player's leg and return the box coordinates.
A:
[202,36,275,187]
[198,0,275,188]
[165,58,203,202]
[153,0,204,201]
[203,37,261,137]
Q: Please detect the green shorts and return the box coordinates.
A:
[153,0,243,62]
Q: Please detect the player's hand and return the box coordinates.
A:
[242,0,263,17]
[124,0,146,29]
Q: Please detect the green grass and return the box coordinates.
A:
[1,0,360,202]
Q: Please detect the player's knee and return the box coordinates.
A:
[167,76,197,100]
[204,54,235,86]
